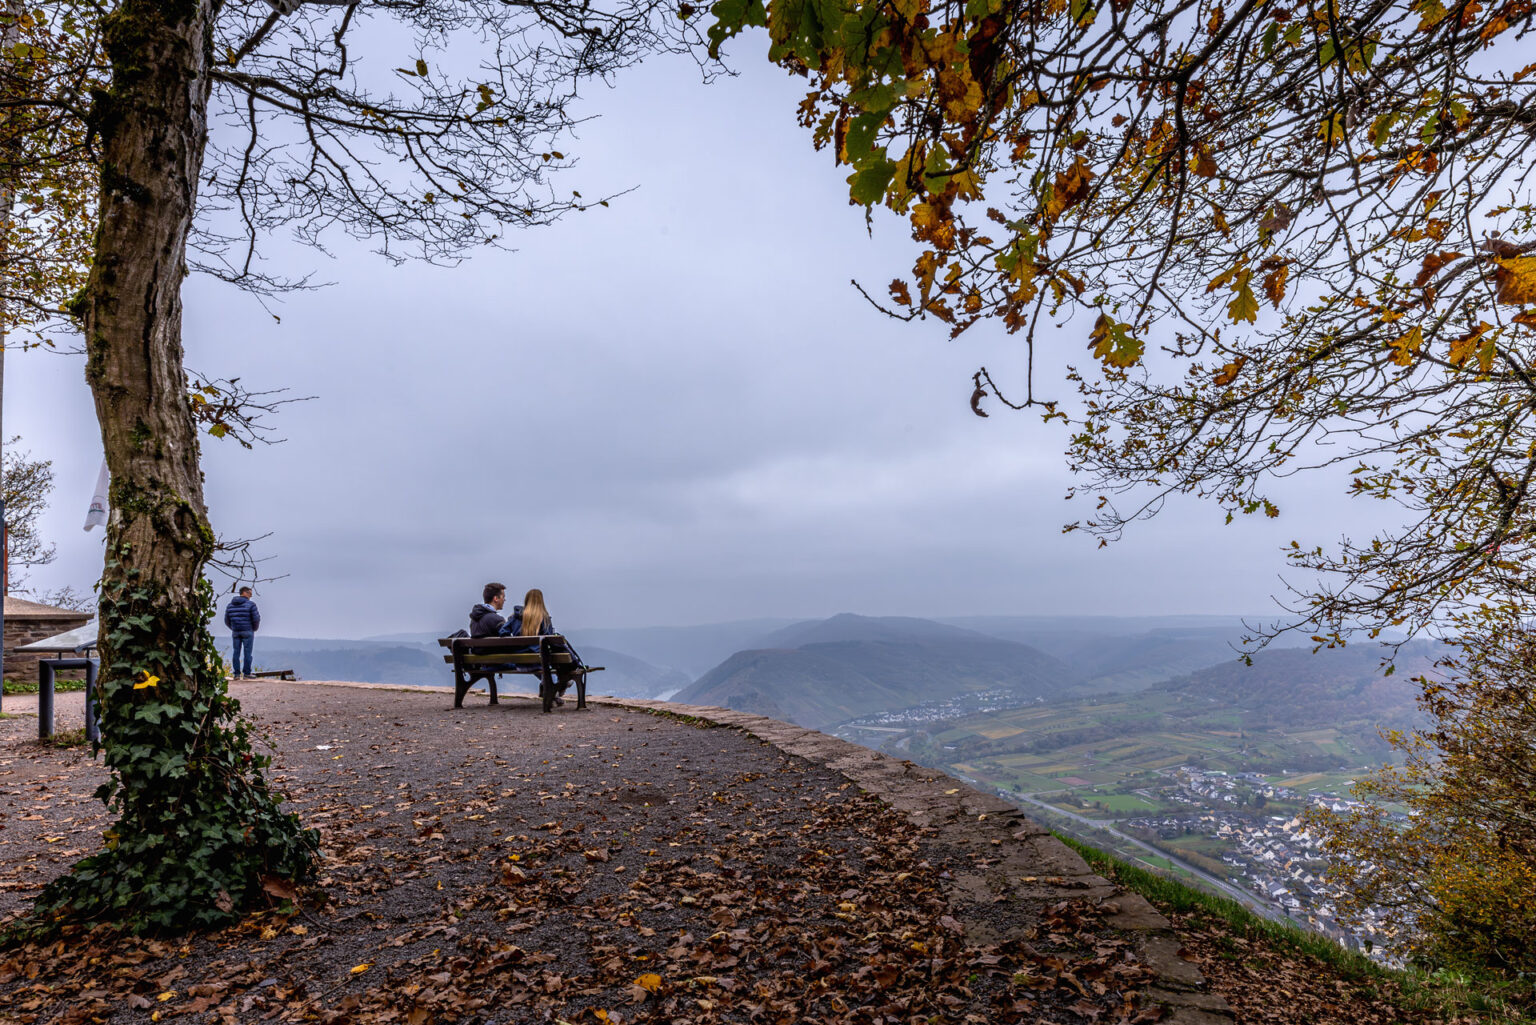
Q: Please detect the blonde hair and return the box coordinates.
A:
[519,589,550,636]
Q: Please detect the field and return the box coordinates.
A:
[893,690,1406,830]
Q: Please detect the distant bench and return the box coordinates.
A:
[437,635,603,712]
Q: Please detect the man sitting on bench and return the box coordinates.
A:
[469,581,509,637]
[502,588,586,706]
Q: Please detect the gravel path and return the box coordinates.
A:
[0,681,1206,1024]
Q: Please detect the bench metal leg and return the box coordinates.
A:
[38,662,55,740]
[453,663,470,708]
[487,674,498,705]
[575,671,587,710]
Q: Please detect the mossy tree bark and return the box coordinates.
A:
[34,0,315,933]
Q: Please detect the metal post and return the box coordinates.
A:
[38,659,54,740]
[85,659,99,743]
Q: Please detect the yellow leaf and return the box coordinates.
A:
[1495,257,1536,305]
[1317,111,1346,150]
[1207,263,1240,293]
[1389,325,1423,366]
[1214,357,1247,387]
[351,963,373,975]
[635,972,663,993]
[157,992,176,1002]
[1226,273,1259,324]
[134,674,159,690]
[1448,322,1493,369]
[1087,313,1145,367]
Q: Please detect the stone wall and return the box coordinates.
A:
[3,600,93,681]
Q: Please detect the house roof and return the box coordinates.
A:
[3,596,91,619]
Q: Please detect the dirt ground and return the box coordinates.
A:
[0,681,1162,1025]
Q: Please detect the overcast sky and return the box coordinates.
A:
[5,35,1386,638]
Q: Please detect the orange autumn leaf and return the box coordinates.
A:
[1046,156,1093,220]
[1494,257,1536,305]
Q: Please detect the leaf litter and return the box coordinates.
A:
[2,683,1165,1023]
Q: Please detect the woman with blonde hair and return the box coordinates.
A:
[502,588,584,703]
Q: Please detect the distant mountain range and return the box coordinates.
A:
[220,612,1419,733]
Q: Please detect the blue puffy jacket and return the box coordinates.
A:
[500,605,552,638]
[224,595,261,634]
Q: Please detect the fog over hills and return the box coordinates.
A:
[218,613,1409,729]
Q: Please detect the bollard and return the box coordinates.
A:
[85,661,100,744]
[38,662,56,740]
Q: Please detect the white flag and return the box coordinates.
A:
[84,460,109,531]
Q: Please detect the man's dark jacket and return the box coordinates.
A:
[224,595,260,634]
[468,603,505,638]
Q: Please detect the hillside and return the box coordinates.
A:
[941,616,1318,692]
[1150,641,1436,729]
[845,640,1437,812]
[760,613,997,648]
[677,616,1080,730]
[556,618,796,677]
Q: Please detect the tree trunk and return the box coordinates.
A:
[85,2,214,598]
[35,0,315,933]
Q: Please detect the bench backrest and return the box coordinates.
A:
[438,634,565,650]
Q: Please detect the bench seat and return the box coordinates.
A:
[437,635,602,712]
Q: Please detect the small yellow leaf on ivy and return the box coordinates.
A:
[134,675,159,690]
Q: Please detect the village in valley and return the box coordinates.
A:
[838,692,1410,959]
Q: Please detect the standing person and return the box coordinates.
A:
[224,586,261,679]
[469,581,508,637]
[502,588,584,703]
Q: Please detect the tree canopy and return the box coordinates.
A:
[711,0,1536,641]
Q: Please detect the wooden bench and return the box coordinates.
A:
[437,635,603,712]
[249,669,297,681]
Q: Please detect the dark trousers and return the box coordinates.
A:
[232,633,254,676]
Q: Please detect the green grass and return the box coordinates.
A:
[3,678,87,695]
[40,727,88,749]
[1058,832,1534,1021]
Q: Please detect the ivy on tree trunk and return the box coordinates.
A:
[33,0,316,933]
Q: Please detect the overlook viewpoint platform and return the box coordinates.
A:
[0,680,1237,1023]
